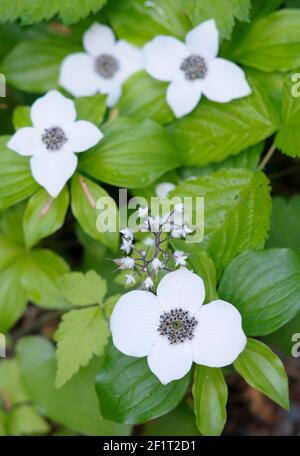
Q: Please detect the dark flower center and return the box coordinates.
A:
[94,54,120,79]
[180,55,207,80]
[41,126,67,151]
[158,308,198,344]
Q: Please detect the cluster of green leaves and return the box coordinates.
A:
[0,0,300,438]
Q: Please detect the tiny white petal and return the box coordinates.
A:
[144,236,154,247]
[157,269,205,314]
[148,338,193,384]
[120,228,134,240]
[7,127,42,157]
[155,182,176,199]
[144,277,154,290]
[152,258,163,271]
[31,90,76,129]
[83,23,115,56]
[203,58,252,103]
[192,300,247,367]
[110,290,161,357]
[144,36,188,82]
[167,79,202,118]
[66,120,103,152]
[185,19,219,61]
[120,239,133,255]
[125,274,136,285]
[138,206,148,218]
[59,53,101,98]
[30,151,77,198]
[114,40,144,83]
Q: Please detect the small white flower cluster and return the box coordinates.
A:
[114,206,192,291]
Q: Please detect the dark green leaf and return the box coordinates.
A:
[75,95,107,126]
[95,345,190,424]
[219,248,300,335]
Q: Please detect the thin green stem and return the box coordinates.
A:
[258,142,277,171]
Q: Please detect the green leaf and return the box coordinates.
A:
[0,234,24,271]
[79,118,180,187]
[267,196,300,253]
[229,10,300,71]
[54,306,110,388]
[219,248,300,336]
[234,338,289,410]
[71,174,119,252]
[12,106,31,130]
[172,169,271,275]
[118,71,174,124]
[16,336,130,436]
[20,249,70,310]
[0,202,26,245]
[168,81,279,166]
[183,0,251,40]
[275,71,300,157]
[250,0,285,20]
[75,95,107,126]
[0,136,39,209]
[192,365,228,436]
[0,259,27,332]
[2,39,80,93]
[23,187,69,248]
[265,311,300,357]
[0,0,107,25]
[6,405,50,436]
[0,359,49,436]
[107,0,191,46]
[58,270,107,306]
[0,359,29,406]
[179,142,263,180]
[143,402,199,436]
[95,345,190,424]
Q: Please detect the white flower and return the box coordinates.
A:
[143,277,154,290]
[59,23,144,107]
[174,250,188,267]
[120,228,134,240]
[171,228,183,238]
[144,236,155,247]
[181,225,193,237]
[138,206,149,218]
[111,269,246,384]
[144,19,251,118]
[148,216,161,233]
[115,257,135,270]
[125,274,136,285]
[152,258,163,271]
[155,182,176,199]
[7,90,102,198]
[120,238,133,255]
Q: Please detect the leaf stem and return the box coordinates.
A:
[258,142,277,171]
